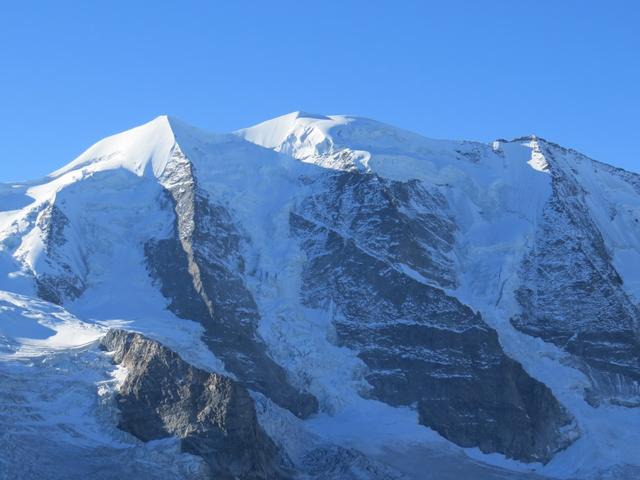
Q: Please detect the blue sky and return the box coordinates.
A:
[0,1,638,181]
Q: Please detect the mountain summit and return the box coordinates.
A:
[1,114,639,479]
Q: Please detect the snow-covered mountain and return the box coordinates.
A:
[1,112,639,479]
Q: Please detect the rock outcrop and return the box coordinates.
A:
[511,141,640,406]
[100,329,289,480]
[290,172,578,463]
[33,203,86,304]
[6,114,640,477]
[145,146,318,419]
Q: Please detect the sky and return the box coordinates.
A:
[0,1,638,181]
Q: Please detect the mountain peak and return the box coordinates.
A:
[46,114,237,184]
[292,110,332,120]
[3,112,640,479]
[235,111,341,152]
[49,115,178,180]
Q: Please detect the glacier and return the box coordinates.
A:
[0,112,639,479]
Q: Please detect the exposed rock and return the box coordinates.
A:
[33,203,86,304]
[512,142,640,405]
[291,172,577,463]
[5,114,640,479]
[144,146,318,418]
[100,329,289,480]
[417,355,577,462]
[294,172,457,289]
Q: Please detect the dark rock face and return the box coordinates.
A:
[145,146,317,418]
[33,203,85,304]
[100,329,288,480]
[417,356,574,462]
[291,172,576,463]
[293,173,457,289]
[512,144,640,406]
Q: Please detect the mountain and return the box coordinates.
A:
[0,112,639,479]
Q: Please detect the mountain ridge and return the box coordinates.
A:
[1,113,639,479]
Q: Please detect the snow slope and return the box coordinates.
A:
[0,290,208,480]
[0,112,639,479]
[239,112,640,479]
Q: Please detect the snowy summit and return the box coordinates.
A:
[1,113,639,480]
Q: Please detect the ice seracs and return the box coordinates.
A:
[1,112,640,480]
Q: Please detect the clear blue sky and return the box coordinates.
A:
[1,1,638,181]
